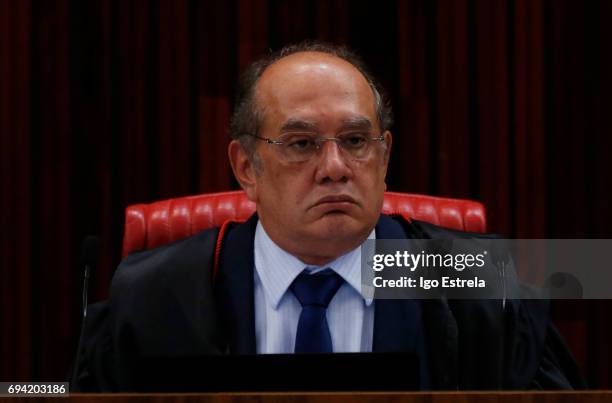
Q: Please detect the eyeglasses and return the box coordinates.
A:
[246,132,386,163]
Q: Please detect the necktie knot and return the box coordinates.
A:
[290,269,344,308]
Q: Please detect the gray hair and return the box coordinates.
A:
[229,41,393,164]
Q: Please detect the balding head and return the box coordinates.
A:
[229,42,393,162]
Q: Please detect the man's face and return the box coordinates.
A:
[230,52,391,265]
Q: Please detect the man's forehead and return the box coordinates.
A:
[256,51,373,98]
[254,51,377,125]
[280,116,373,132]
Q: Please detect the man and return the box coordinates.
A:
[74,42,584,391]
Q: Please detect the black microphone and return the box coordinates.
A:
[71,236,100,390]
[79,236,100,318]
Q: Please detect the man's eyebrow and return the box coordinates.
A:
[280,119,318,132]
[279,116,373,133]
[339,116,373,131]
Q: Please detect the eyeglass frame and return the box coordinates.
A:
[242,131,388,162]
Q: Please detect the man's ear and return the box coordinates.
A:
[381,131,392,192]
[382,130,393,168]
[228,140,258,202]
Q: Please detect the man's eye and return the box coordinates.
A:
[341,134,368,148]
[287,137,316,150]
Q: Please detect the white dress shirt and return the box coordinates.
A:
[253,220,375,354]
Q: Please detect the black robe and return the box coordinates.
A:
[73,214,586,391]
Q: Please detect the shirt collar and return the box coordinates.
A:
[254,220,375,310]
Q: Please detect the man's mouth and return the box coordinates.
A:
[312,195,358,212]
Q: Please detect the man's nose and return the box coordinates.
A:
[314,140,353,183]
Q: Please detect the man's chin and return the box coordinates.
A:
[317,210,357,226]
[286,216,375,265]
[309,213,371,243]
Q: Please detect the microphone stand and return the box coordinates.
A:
[71,236,98,391]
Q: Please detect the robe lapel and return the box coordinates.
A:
[373,299,423,353]
[372,214,457,389]
[372,215,423,353]
[215,214,259,355]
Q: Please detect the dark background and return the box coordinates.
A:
[1,0,611,387]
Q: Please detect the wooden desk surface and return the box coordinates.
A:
[3,391,612,403]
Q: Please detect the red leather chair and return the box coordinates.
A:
[122,190,486,257]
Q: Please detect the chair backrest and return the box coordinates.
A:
[122,190,486,257]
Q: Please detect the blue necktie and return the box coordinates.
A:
[290,269,344,353]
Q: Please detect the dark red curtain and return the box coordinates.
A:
[1,0,611,387]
